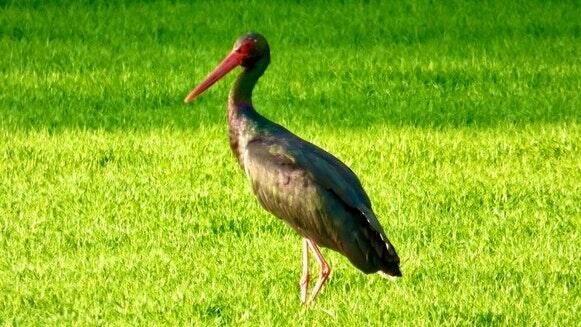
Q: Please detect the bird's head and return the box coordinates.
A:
[234,32,270,68]
[184,32,270,103]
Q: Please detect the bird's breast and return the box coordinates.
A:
[242,156,337,245]
[245,160,314,216]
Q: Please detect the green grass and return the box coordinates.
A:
[1,0,580,325]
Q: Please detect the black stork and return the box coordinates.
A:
[184,32,401,304]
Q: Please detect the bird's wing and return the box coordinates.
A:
[296,141,392,243]
[245,134,392,245]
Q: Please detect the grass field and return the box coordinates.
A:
[1,0,580,325]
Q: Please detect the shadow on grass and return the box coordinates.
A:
[1,92,578,132]
[1,0,578,132]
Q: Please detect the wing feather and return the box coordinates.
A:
[245,134,392,245]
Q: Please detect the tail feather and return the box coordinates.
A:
[381,240,402,277]
[381,262,402,277]
[378,270,401,281]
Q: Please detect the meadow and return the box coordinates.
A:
[0,0,579,325]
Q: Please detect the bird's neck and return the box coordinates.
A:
[229,56,269,104]
[227,55,270,166]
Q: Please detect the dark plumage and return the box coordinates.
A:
[185,32,401,304]
[240,111,401,276]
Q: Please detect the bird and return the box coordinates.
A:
[184,32,401,304]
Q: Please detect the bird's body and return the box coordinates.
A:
[185,32,401,303]
[229,102,400,275]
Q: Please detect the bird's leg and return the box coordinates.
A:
[299,238,310,304]
[306,239,331,304]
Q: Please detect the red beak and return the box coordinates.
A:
[184,50,244,103]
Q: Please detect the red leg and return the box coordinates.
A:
[307,239,331,304]
[299,238,310,304]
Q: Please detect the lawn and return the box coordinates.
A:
[0,0,579,325]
